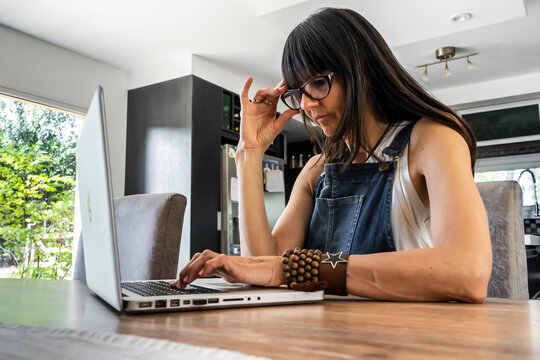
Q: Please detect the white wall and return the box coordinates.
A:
[192,55,267,97]
[129,53,281,103]
[0,25,128,198]
[433,71,540,108]
[127,52,192,90]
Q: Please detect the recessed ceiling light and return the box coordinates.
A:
[449,12,472,23]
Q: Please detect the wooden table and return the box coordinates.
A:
[1,279,539,359]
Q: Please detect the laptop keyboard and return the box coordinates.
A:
[122,280,220,297]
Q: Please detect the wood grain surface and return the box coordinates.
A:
[1,279,539,359]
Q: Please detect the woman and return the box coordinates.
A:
[171,8,492,302]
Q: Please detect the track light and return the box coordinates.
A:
[421,66,429,81]
[444,61,451,76]
[467,56,475,70]
[416,47,478,80]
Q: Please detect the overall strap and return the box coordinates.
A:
[382,121,417,158]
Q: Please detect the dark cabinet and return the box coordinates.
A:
[221,90,241,133]
[125,75,222,256]
[125,75,286,257]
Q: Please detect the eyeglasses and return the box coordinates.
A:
[280,73,334,110]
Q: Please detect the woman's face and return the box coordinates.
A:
[301,75,346,137]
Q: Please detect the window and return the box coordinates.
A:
[475,167,540,209]
[463,104,540,142]
[0,94,82,279]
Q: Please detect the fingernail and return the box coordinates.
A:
[198,270,204,276]
[183,275,188,282]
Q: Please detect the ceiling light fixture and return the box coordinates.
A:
[449,12,472,23]
[421,66,429,81]
[416,46,478,82]
[467,56,476,70]
[444,61,451,76]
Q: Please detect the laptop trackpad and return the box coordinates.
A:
[193,278,255,291]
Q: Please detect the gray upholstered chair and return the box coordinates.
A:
[74,192,187,281]
[477,181,529,299]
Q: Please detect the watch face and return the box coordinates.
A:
[87,191,93,222]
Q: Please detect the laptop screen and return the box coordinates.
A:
[76,86,123,311]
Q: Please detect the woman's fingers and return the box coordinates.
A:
[172,252,200,288]
[171,250,218,289]
[252,89,277,104]
[274,108,300,132]
[240,77,254,106]
[274,80,285,90]
[184,250,219,285]
[242,77,287,106]
[199,254,234,279]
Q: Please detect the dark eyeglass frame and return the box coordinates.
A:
[280,73,334,110]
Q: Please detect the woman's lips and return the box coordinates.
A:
[315,115,328,124]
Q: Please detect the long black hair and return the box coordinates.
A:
[281,8,476,171]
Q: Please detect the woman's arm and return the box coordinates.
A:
[235,77,296,256]
[235,147,274,255]
[236,77,321,257]
[237,150,323,256]
[346,119,492,302]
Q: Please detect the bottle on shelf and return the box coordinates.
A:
[298,154,305,168]
[289,155,297,169]
[222,92,232,130]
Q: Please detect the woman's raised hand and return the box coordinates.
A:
[169,250,284,290]
[237,77,300,153]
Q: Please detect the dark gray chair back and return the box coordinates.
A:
[74,192,187,281]
[477,181,528,299]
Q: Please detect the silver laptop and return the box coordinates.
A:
[76,86,323,313]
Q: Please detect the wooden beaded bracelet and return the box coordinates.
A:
[282,248,349,295]
[282,248,322,287]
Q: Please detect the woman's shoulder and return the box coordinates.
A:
[305,153,325,167]
[296,154,325,194]
[409,117,468,151]
[408,117,472,172]
[303,153,325,178]
[411,116,452,133]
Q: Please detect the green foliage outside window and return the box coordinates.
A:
[0,96,79,279]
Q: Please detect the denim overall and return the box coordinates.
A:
[305,122,416,255]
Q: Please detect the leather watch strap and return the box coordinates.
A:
[319,252,349,296]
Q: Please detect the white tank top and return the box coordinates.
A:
[366,122,434,250]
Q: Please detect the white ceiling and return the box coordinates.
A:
[1,0,539,139]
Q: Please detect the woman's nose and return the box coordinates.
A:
[301,94,319,111]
